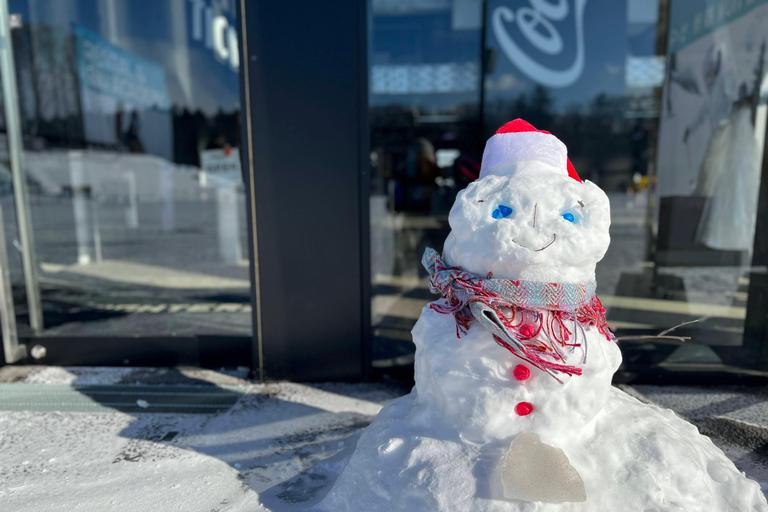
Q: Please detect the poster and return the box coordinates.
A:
[656,0,768,252]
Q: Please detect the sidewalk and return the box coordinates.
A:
[1,366,767,511]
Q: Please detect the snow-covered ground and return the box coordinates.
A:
[0,366,408,511]
[1,367,767,511]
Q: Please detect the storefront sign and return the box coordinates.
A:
[491,0,587,87]
[200,147,242,185]
[188,0,240,71]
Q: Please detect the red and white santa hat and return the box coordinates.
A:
[479,119,581,182]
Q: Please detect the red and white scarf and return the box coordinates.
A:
[423,248,613,383]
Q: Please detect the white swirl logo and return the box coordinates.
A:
[492,0,587,87]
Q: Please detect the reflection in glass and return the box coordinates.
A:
[369,0,483,369]
[369,0,768,378]
[2,0,251,337]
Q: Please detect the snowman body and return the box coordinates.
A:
[316,121,768,511]
[413,170,621,447]
[411,307,621,447]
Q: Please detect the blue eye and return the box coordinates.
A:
[562,212,575,223]
[492,204,513,219]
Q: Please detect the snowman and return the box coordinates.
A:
[316,120,768,511]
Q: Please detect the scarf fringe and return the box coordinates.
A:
[425,250,613,383]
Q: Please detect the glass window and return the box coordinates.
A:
[369,0,483,369]
[369,0,768,379]
[2,0,251,339]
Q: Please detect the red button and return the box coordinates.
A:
[515,402,534,416]
[519,324,535,337]
[512,364,530,381]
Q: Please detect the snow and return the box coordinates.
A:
[24,366,135,385]
[317,306,768,510]
[18,366,251,386]
[444,172,611,284]
[316,164,768,510]
[2,371,768,511]
[0,409,266,512]
[411,307,620,443]
[0,380,404,512]
[318,340,768,510]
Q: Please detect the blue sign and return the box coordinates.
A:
[74,25,170,110]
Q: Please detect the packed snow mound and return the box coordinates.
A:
[317,389,767,512]
[444,172,610,284]
[316,308,768,511]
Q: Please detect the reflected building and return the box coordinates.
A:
[0,0,251,367]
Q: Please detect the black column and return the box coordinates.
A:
[238,0,369,380]
[744,105,768,367]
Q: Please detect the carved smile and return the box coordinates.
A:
[512,233,557,252]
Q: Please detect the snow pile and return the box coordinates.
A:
[318,387,768,510]
[318,304,767,511]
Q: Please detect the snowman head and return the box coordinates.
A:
[443,120,610,284]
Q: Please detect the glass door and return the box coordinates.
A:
[0,0,254,368]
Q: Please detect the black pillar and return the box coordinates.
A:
[238,0,369,380]
[745,109,768,368]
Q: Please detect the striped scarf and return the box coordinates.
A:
[422,248,613,383]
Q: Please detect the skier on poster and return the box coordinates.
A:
[316,120,768,511]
